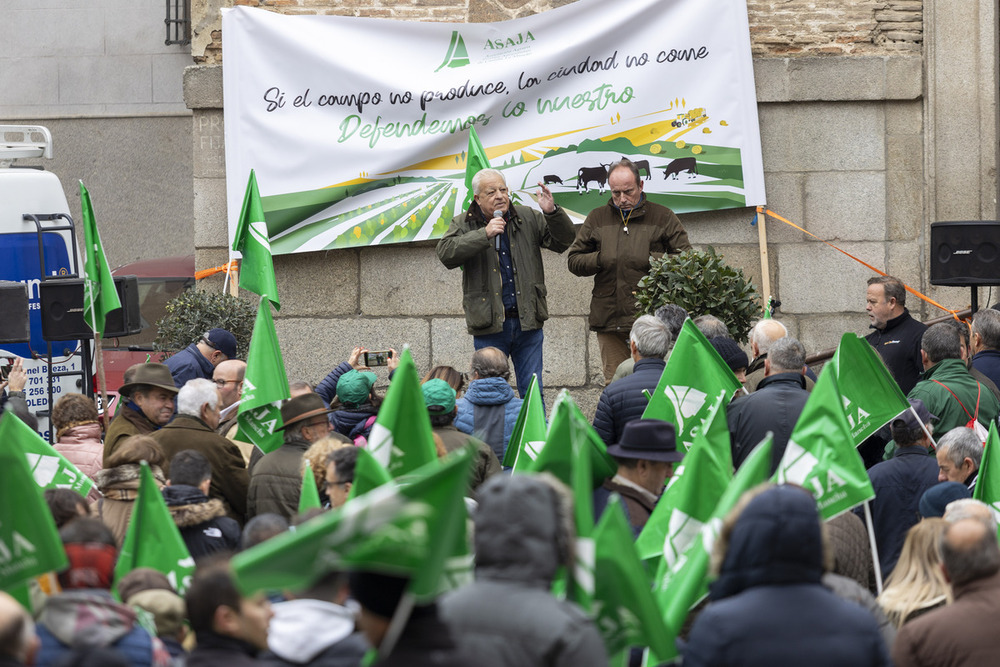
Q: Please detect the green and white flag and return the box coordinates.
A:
[635,395,732,565]
[236,296,290,454]
[973,421,1000,528]
[299,460,322,514]
[367,348,438,478]
[642,319,743,451]
[462,126,491,211]
[232,170,280,309]
[830,333,910,445]
[649,435,774,664]
[0,415,68,591]
[233,446,473,599]
[114,462,195,595]
[594,495,673,659]
[347,447,394,501]
[528,390,617,487]
[773,366,875,519]
[504,374,547,470]
[0,408,94,497]
[79,181,121,337]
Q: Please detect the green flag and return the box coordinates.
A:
[233,446,473,599]
[114,462,195,595]
[973,422,1000,528]
[528,390,617,487]
[0,415,68,591]
[232,170,280,310]
[504,374,547,470]
[635,395,732,564]
[642,319,743,451]
[830,333,910,445]
[79,181,121,337]
[593,495,672,659]
[235,296,290,454]
[773,366,875,519]
[346,448,394,501]
[367,348,437,478]
[299,460,322,514]
[649,435,774,663]
[0,410,94,497]
[462,127,491,211]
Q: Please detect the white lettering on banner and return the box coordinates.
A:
[222,0,765,255]
[776,440,848,500]
[662,509,704,568]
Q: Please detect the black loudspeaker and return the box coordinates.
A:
[39,276,142,341]
[930,221,1000,286]
[0,281,29,343]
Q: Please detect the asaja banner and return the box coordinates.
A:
[222,0,765,255]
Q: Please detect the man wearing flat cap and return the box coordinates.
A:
[103,362,179,464]
[165,328,238,389]
[247,393,348,520]
[856,398,940,578]
[593,419,683,536]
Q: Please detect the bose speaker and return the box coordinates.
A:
[39,276,142,341]
[0,281,30,343]
[930,221,1000,286]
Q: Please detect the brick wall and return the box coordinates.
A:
[193,0,922,63]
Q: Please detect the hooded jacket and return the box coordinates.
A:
[259,598,368,667]
[439,476,608,667]
[454,377,522,462]
[55,421,104,502]
[682,486,890,666]
[35,590,169,667]
[162,484,241,559]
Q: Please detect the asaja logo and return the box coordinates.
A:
[436,31,470,72]
[484,31,536,50]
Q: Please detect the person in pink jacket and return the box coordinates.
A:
[53,393,104,502]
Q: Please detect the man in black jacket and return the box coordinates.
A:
[164,450,241,559]
[865,275,927,395]
[727,336,810,473]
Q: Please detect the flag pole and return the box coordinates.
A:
[862,500,883,594]
[90,305,110,428]
[377,590,416,661]
[910,405,937,450]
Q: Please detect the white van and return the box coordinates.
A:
[0,125,89,441]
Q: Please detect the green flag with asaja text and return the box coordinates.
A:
[236,296,290,454]
[0,406,94,497]
[829,333,910,446]
[232,170,280,310]
[0,414,68,591]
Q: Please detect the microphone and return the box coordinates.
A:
[494,209,503,251]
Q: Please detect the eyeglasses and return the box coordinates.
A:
[213,379,240,386]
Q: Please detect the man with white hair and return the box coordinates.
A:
[437,168,574,399]
[151,378,249,524]
[744,319,816,392]
[935,426,984,491]
[593,315,672,446]
[944,498,998,530]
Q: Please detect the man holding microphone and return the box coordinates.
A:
[437,169,574,399]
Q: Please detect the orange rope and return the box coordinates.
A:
[757,206,963,318]
[195,260,238,280]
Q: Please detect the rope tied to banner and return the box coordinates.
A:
[194,260,238,281]
[756,206,964,320]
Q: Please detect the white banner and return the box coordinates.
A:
[222,0,765,255]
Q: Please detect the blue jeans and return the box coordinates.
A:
[474,318,544,400]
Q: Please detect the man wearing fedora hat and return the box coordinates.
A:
[593,419,683,537]
[247,393,348,521]
[103,363,179,464]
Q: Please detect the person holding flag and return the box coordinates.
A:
[436,159,574,400]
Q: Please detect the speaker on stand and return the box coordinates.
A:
[929,221,1000,313]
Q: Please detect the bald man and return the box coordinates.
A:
[0,591,39,665]
[892,517,1000,665]
[213,359,253,466]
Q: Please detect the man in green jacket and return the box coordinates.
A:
[568,158,691,383]
[436,169,574,399]
[908,323,1000,436]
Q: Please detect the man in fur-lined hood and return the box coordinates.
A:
[163,450,240,560]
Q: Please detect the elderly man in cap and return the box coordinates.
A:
[855,399,940,579]
[423,378,501,492]
[247,393,347,520]
[593,418,683,536]
[103,362,178,464]
[165,328,238,389]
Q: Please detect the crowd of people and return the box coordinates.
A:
[3,160,1000,665]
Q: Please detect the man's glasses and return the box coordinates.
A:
[213,379,239,386]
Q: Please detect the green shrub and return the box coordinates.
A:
[635,247,761,343]
[154,290,257,359]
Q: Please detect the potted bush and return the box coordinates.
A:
[155,290,257,359]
